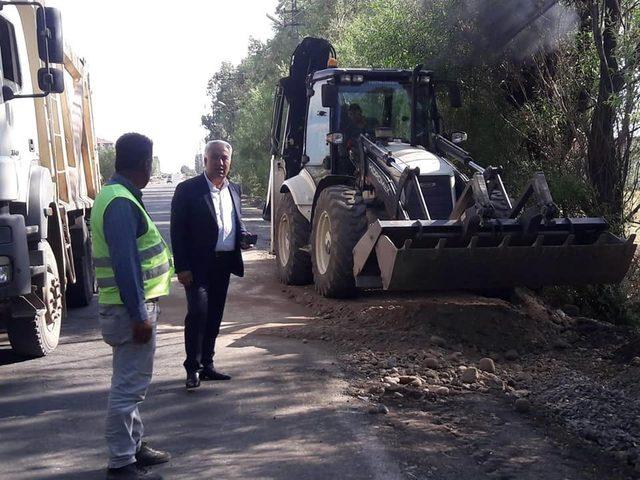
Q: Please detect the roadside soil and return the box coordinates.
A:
[261,267,640,479]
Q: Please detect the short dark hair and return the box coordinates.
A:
[115,133,153,173]
[348,103,362,113]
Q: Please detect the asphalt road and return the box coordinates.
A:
[0,181,403,480]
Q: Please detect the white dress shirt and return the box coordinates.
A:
[204,174,237,251]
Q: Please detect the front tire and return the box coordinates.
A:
[311,185,367,298]
[7,241,63,357]
[275,192,313,285]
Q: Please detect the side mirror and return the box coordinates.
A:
[38,68,65,94]
[448,83,462,108]
[36,7,64,64]
[451,131,468,144]
[321,84,338,108]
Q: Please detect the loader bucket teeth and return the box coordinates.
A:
[353,220,637,291]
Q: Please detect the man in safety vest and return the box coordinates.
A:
[92,133,172,480]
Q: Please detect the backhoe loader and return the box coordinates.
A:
[265,37,636,298]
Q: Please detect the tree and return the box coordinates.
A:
[585,0,640,227]
[98,146,116,183]
[180,165,195,177]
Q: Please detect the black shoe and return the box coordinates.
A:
[106,463,162,480]
[200,367,231,381]
[136,442,171,466]
[186,371,200,389]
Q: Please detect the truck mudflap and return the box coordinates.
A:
[0,214,32,298]
[353,219,637,291]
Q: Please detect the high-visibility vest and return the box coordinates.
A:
[91,183,173,304]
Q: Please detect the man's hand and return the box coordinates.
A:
[240,232,257,250]
[132,320,153,344]
[177,270,193,287]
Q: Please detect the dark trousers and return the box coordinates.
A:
[183,255,232,373]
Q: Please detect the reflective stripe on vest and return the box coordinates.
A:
[91,183,173,305]
[96,261,172,288]
[93,242,166,268]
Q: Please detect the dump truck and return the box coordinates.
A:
[0,2,100,356]
[265,37,636,297]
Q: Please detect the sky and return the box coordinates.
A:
[48,0,279,172]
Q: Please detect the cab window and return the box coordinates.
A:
[304,80,330,166]
[0,15,22,87]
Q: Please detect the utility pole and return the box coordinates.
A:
[267,0,302,39]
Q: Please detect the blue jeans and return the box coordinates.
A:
[99,302,158,469]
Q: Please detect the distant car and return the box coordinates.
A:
[166,177,173,183]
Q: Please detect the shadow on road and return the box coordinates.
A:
[0,343,30,366]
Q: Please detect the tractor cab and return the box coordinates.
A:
[307,68,439,176]
[270,38,447,177]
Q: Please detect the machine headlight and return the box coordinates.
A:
[340,74,352,83]
[0,257,12,284]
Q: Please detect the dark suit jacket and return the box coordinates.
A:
[170,175,247,285]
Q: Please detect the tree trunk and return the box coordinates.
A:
[587,0,625,224]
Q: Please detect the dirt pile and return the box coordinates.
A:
[275,283,640,479]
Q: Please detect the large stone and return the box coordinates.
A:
[409,378,423,387]
[461,367,479,384]
[432,386,450,395]
[399,375,420,385]
[447,351,464,362]
[430,335,447,347]
[368,403,389,414]
[478,358,496,373]
[515,372,534,383]
[384,382,402,392]
[424,357,440,369]
[383,376,400,384]
[514,398,531,413]
[504,349,520,361]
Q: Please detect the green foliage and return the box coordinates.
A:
[98,146,115,183]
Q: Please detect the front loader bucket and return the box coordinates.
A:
[353,220,637,291]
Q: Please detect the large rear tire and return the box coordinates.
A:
[66,220,95,308]
[311,185,367,298]
[275,192,313,285]
[7,241,63,357]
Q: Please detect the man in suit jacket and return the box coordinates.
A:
[170,140,252,389]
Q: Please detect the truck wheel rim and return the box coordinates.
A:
[278,214,291,266]
[315,211,331,275]
[44,270,62,330]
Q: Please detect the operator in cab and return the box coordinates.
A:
[343,103,375,143]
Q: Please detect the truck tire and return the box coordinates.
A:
[7,241,63,357]
[275,192,312,285]
[311,185,367,298]
[66,220,95,308]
